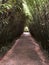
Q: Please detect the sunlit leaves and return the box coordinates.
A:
[0,3,12,13]
[27,0,49,51]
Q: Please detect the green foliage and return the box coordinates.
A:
[0,3,12,13]
[0,0,49,56]
[0,0,26,50]
[25,0,49,53]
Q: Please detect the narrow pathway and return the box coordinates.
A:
[0,32,49,65]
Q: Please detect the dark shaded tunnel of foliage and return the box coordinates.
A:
[0,0,26,50]
[0,0,49,56]
[27,0,49,54]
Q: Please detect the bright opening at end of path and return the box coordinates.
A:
[24,26,30,36]
[23,32,30,36]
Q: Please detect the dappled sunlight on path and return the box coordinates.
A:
[0,32,49,65]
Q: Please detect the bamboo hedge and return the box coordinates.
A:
[26,0,49,53]
[0,0,26,49]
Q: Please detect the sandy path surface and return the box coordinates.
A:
[0,32,49,65]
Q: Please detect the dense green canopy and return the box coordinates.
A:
[0,0,49,55]
[0,0,26,49]
[26,0,49,53]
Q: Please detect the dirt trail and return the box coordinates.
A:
[0,32,49,65]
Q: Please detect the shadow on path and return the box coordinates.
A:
[0,32,49,65]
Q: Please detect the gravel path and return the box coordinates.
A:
[0,32,49,65]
